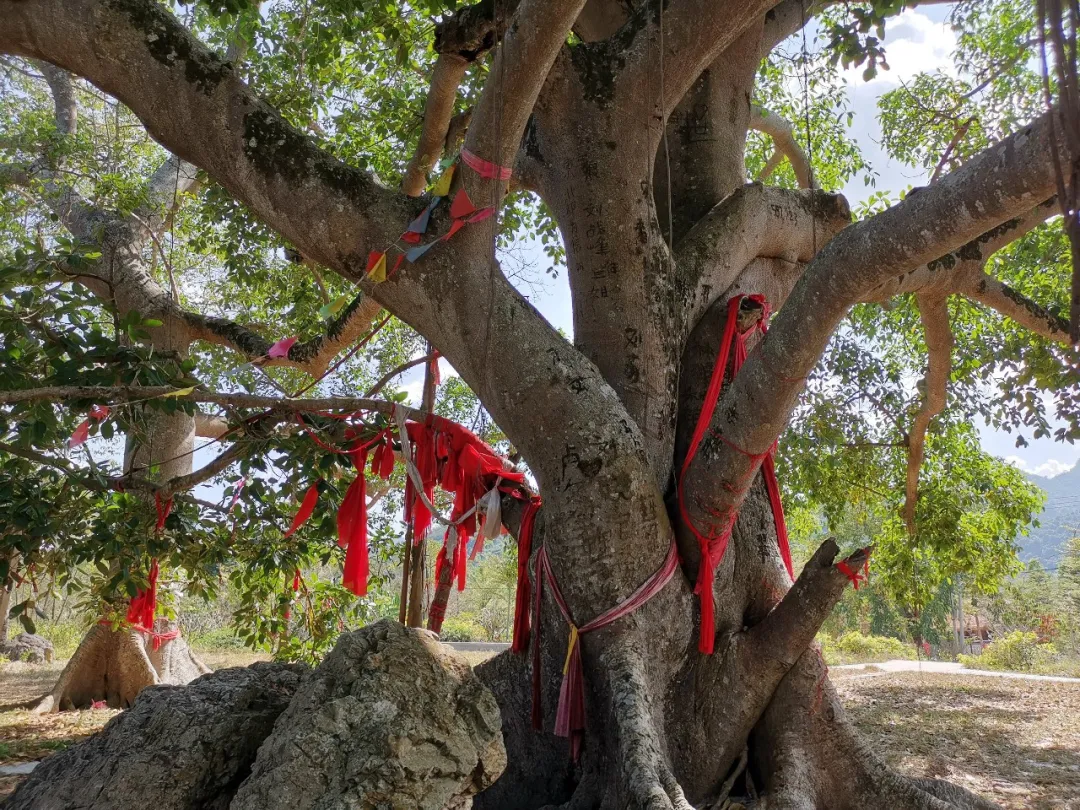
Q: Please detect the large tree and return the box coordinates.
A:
[1,0,1078,807]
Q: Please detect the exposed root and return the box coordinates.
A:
[752,649,1002,810]
[601,640,691,810]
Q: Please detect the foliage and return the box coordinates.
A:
[959,631,1061,673]
[1,0,1077,671]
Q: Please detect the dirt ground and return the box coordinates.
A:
[1,661,1077,807]
[833,668,1080,809]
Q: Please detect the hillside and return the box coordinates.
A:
[1022,463,1080,567]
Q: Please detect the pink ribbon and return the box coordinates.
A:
[531,540,679,760]
[460,148,513,181]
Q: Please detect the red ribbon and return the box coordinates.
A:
[460,148,513,181]
[531,541,679,760]
[126,558,159,632]
[154,492,173,533]
[511,497,542,653]
[837,557,869,590]
[677,294,794,654]
[338,445,373,596]
[284,481,320,538]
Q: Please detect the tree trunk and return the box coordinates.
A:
[1,2,1056,805]
[38,404,209,712]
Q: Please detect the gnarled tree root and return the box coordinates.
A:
[752,650,1001,810]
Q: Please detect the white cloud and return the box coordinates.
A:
[1005,456,1076,479]
[842,10,957,87]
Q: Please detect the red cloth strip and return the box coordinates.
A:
[531,541,679,760]
[283,482,320,538]
[678,293,798,654]
[762,453,794,579]
[154,493,173,532]
[126,558,159,630]
[460,148,513,181]
[511,498,541,653]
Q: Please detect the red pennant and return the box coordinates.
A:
[400,231,422,244]
[89,405,111,421]
[292,568,302,592]
[267,336,298,359]
[154,492,173,532]
[68,419,90,448]
[441,218,466,242]
[468,206,496,224]
[284,482,320,538]
[449,188,476,219]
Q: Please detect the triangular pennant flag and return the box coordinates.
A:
[406,241,437,263]
[390,254,405,277]
[468,206,496,224]
[68,419,90,448]
[449,188,476,220]
[318,295,350,320]
[400,230,422,244]
[161,386,196,399]
[441,218,466,242]
[366,251,387,283]
[267,337,297,359]
[406,196,440,235]
[439,154,457,171]
[432,163,455,197]
[89,405,111,421]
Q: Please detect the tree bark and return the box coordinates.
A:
[1,0,1064,805]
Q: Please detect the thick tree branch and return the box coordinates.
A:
[401,55,469,197]
[961,271,1075,343]
[462,0,588,181]
[184,293,383,376]
[748,539,872,664]
[751,105,814,189]
[863,197,1057,301]
[683,114,1063,541]
[675,184,850,329]
[0,386,434,424]
[612,0,778,131]
[194,412,229,439]
[37,61,77,137]
[135,155,200,234]
[902,294,953,536]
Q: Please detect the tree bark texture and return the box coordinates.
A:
[0,0,1066,806]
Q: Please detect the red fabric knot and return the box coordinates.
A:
[531,541,679,761]
[676,294,793,655]
[126,558,159,631]
[836,558,868,590]
[460,148,513,181]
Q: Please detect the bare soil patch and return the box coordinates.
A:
[836,671,1080,809]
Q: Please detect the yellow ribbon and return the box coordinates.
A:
[562,624,579,675]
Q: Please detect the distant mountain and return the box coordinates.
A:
[1021,463,1080,567]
